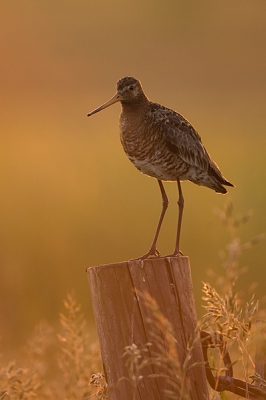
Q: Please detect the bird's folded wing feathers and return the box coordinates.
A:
[160,110,211,171]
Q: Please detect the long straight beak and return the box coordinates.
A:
[87,93,121,116]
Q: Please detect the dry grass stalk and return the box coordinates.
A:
[0,292,105,399]
[122,291,204,400]
[202,200,265,399]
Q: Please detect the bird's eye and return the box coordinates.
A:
[129,85,134,90]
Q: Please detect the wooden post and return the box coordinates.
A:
[87,256,209,400]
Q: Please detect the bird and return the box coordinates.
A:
[87,76,234,259]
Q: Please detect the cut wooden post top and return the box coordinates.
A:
[86,255,190,271]
[86,255,209,399]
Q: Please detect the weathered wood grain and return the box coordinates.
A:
[87,257,209,400]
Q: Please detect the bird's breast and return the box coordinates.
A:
[119,116,158,160]
[119,116,189,181]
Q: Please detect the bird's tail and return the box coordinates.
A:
[222,179,235,188]
[213,179,235,194]
[208,162,235,193]
[190,178,234,194]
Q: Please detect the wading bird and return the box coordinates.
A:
[87,77,234,259]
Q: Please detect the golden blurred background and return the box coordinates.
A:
[1,0,266,351]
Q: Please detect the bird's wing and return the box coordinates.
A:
[152,104,211,171]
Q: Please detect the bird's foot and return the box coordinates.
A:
[165,249,184,257]
[132,247,161,261]
[131,248,184,261]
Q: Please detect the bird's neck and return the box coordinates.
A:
[120,97,150,117]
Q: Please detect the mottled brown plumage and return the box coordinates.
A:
[87,76,234,258]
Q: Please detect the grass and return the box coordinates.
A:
[1,201,265,399]
[0,292,106,399]
[121,201,266,399]
[121,291,204,400]
[200,201,265,399]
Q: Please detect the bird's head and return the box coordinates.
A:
[87,76,147,117]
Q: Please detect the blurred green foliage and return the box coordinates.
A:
[0,0,265,352]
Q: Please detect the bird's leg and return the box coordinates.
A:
[138,180,168,259]
[171,179,184,257]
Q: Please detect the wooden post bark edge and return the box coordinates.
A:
[87,256,209,400]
